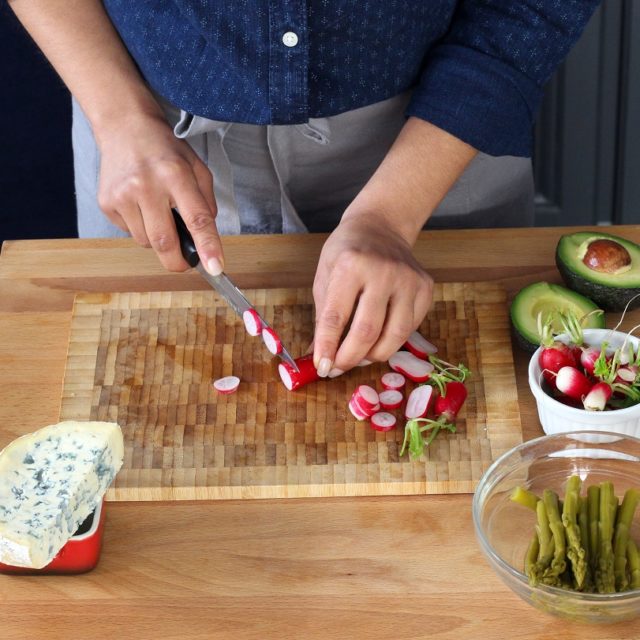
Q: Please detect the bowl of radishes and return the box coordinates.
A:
[529,328,640,440]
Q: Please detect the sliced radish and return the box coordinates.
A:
[616,366,637,384]
[389,351,434,383]
[381,372,406,391]
[278,354,319,391]
[261,326,282,355]
[379,389,403,410]
[370,412,397,432]
[405,385,434,419]
[404,331,438,359]
[353,385,379,411]
[349,397,369,421]
[242,309,263,336]
[213,375,240,394]
[583,381,613,411]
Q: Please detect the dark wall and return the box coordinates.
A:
[0,4,76,245]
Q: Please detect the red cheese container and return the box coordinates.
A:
[0,500,106,575]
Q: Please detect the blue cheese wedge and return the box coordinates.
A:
[0,421,123,569]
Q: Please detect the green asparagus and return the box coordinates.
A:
[542,489,566,585]
[578,495,594,591]
[596,481,616,593]
[562,475,587,589]
[627,539,640,590]
[613,488,640,591]
[530,498,555,586]
[587,484,600,574]
[510,485,539,511]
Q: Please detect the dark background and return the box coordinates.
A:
[1,2,638,247]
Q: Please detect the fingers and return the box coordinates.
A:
[312,276,361,378]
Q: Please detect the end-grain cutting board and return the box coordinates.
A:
[59,283,522,500]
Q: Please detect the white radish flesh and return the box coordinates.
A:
[405,385,434,419]
[583,382,612,411]
[261,326,282,355]
[378,389,403,410]
[278,355,319,391]
[370,412,397,432]
[616,366,637,383]
[213,375,240,394]
[381,372,406,391]
[242,309,262,336]
[404,331,438,359]
[388,351,434,383]
[349,397,369,421]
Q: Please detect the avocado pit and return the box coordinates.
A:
[582,239,631,274]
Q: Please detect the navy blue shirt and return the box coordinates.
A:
[104,0,600,157]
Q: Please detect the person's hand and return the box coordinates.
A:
[312,212,434,377]
[95,112,223,274]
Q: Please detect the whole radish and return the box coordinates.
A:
[583,382,612,411]
[555,366,593,401]
[539,342,577,387]
[580,346,601,376]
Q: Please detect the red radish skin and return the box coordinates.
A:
[213,375,240,394]
[539,342,577,386]
[388,351,434,383]
[434,381,468,423]
[583,382,613,411]
[370,412,397,432]
[278,354,319,391]
[378,389,403,410]
[261,327,283,355]
[349,397,369,421]
[403,331,438,360]
[555,366,593,401]
[580,347,601,376]
[381,372,406,391]
[405,385,434,419]
[242,309,263,337]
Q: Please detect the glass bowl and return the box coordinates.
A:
[472,431,640,623]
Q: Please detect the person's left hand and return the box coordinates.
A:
[311,212,433,378]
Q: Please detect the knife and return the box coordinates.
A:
[171,209,299,372]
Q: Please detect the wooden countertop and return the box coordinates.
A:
[1,227,640,639]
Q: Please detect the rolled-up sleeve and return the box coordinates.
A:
[406,0,601,157]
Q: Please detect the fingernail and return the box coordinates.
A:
[358,359,372,367]
[328,368,344,378]
[317,357,332,378]
[206,257,224,276]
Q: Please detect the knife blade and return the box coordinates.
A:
[172,209,299,372]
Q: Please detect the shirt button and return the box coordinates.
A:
[282,31,299,47]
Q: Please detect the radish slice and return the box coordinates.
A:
[261,326,282,355]
[389,351,434,383]
[242,309,263,336]
[403,331,438,359]
[370,412,397,432]
[353,385,379,411]
[349,397,369,421]
[213,375,240,394]
[381,372,406,391]
[278,354,319,391]
[379,389,403,410]
[405,385,434,419]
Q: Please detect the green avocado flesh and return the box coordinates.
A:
[510,281,605,351]
[556,231,640,311]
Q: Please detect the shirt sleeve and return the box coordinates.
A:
[406,0,602,157]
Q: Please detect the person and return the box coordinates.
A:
[9,0,600,378]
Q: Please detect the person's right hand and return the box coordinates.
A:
[95,111,223,274]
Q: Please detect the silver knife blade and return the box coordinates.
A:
[196,264,299,372]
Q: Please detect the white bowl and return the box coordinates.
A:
[528,328,640,439]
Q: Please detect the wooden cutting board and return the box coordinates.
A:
[59,282,522,500]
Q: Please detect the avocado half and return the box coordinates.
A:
[510,281,605,352]
[556,231,640,311]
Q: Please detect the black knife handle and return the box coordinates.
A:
[171,208,200,268]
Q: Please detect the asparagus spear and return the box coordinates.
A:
[525,532,540,579]
[587,484,600,574]
[627,539,640,590]
[529,498,555,586]
[562,475,587,588]
[578,495,595,591]
[510,485,539,511]
[613,488,640,591]
[542,489,566,584]
[596,481,617,593]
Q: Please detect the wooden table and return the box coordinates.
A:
[1,227,639,639]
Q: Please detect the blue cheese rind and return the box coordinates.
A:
[0,421,124,568]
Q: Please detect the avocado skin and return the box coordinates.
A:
[510,325,539,354]
[556,251,640,312]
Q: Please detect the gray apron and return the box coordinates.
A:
[73,92,534,238]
